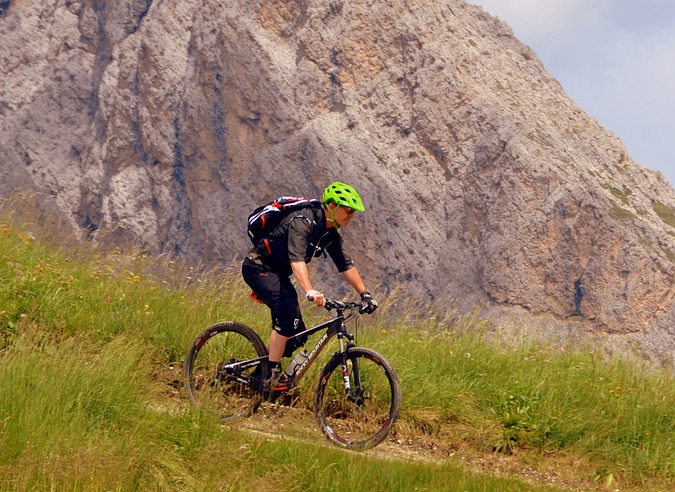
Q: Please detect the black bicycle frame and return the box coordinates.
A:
[285,314,350,383]
[220,312,353,388]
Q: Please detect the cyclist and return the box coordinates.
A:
[241,181,378,391]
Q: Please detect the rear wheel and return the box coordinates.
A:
[315,347,401,450]
[184,322,268,421]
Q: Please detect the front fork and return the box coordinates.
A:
[337,329,359,396]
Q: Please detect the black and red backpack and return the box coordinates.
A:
[247,196,322,254]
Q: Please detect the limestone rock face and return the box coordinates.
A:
[3,0,675,362]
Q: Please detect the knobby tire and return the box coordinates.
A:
[315,347,401,450]
[184,321,269,421]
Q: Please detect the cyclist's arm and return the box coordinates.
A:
[287,216,326,307]
[291,261,325,307]
[324,231,367,295]
[341,266,368,296]
[325,232,354,272]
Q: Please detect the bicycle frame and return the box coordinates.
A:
[284,311,353,385]
[219,304,358,391]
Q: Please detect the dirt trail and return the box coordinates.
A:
[239,402,596,492]
[164,367,624,491]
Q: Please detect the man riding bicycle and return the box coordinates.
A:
[241,181,378,390]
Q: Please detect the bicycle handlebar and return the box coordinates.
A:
[325,299,361,311]
[324,299,368,314]
[307,297,367,314]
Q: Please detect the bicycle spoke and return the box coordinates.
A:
[185,322,268,421]
[316,348,401,450]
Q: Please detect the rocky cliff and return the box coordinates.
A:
[2,0,675,363]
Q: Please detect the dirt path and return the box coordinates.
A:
[238,402,598,492]
[166,366,628,491]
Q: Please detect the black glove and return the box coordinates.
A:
[360,290,378,314]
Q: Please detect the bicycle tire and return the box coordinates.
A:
[184,321,268,421]
[315,347,401,451]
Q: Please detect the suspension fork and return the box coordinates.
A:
[337,323,359,392]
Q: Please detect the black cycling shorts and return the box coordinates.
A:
[241,256,307,338]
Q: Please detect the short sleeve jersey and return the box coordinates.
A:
[262,206,354,277]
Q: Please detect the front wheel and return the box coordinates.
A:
[184,321,269,421]
[315,347,401,450]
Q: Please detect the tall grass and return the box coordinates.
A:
[2,192,675,491]
[366,308,675,488]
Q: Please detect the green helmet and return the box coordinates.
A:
[322,181,366,212]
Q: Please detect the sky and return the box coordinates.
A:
[465,0,675,187]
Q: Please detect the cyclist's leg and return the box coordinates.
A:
[268,276,306,364]
[242,260,305,372]
[259,276,306,392]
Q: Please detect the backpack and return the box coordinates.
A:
[247,196,322,254]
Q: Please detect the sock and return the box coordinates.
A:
[268,361,281,377]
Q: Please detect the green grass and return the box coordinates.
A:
[652,200,675,228]
[2,193,675,491]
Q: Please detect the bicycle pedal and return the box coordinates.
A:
[273,375,291,391]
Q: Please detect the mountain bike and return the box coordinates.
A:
[184,299,401,451]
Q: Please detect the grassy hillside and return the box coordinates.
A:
[1,193,675,491]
